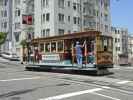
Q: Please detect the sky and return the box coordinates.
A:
[111,0,133,34]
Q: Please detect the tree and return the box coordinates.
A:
[20,39,27,48]
[20,39,28,64]
[0,32,7,46]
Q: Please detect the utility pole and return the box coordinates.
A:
[80,0,82,32]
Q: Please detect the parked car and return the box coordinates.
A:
[1,52,20,61]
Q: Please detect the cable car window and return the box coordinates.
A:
[51,42,56,52]
[103,38,108,51]
[97,37,102,51]
[108,38,113,52]
[40,43,44,52]
[58,41,64,52]
[45,42,50,52]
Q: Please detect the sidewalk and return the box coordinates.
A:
[114,64,133,67]
[113,65,133,70]
[0,57,22,66]
[0,57,9,62]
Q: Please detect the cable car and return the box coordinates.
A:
[26,31,113,75]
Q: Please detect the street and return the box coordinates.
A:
[0,57,133,100]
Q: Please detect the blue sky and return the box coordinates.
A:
[111,0,133,34]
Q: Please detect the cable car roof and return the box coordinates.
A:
[32,31,112,43]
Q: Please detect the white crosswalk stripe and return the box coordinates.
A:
[116,81,131,84]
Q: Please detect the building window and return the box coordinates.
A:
[105,25,108,32]
[15,10,17,17]
[83,7,85,13]
[68,16,70,22]
[73,17,80,25]
[18,10,20,16]
[78,17,80,24]
[77,3,80,12]
[93,9,96,16]
[15,22,20,29]
[15,9,20,17]
[96,11,99,16]
[15,0,20,5]
[68,1,70,7]
[104,14,108,21]
[1,23,3,28]
[58,29,64,35]
[42,29,50,37]
[118,30,120,34]
[115,38,117,43]
[73,17,76,24]
[58,13,64,22]
[73,3,80,11]
[114,30,116,34]
[118,47,120,51]
[4,10,7,17]
[58,0,65,8]
[46,0,49,6]
[4,22,7,28]
[46,29,50,36]
[42,0,49,8]
[1,11,4,17]
[46,13,50,21]
[115,47,117,51]
[4,0,8,6]
[14,32,20,42]
[42,29,45,37]
[101,13,103,17]
[73,3,76,10]
[43,14,45,22]
[118,38,120,42]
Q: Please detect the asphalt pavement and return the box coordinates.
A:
[0,57,133,100]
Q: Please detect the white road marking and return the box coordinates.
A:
[116,81,131,84]
[0,77,40,82]
[58,78,133,94]
[113,67,120,70]
[127,67,133,69]
[39,88,102,100]
[92,92,121,100]
[101,86,111,89]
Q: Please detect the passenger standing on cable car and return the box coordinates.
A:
[75,41,85,68]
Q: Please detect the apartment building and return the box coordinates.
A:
[34,0,111,38]
[0,0,111,57]
[12,0,34,55]
[0,0,34,56]
[112,27,128,65]
[82,0,111,35]
[128,35,133,64]
[0,0,12,52]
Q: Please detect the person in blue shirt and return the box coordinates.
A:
[75,41,85,67]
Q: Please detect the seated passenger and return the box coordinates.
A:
[88,52,95,64]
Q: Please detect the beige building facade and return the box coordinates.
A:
[128,35,133,65]
[112,27,128,65]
